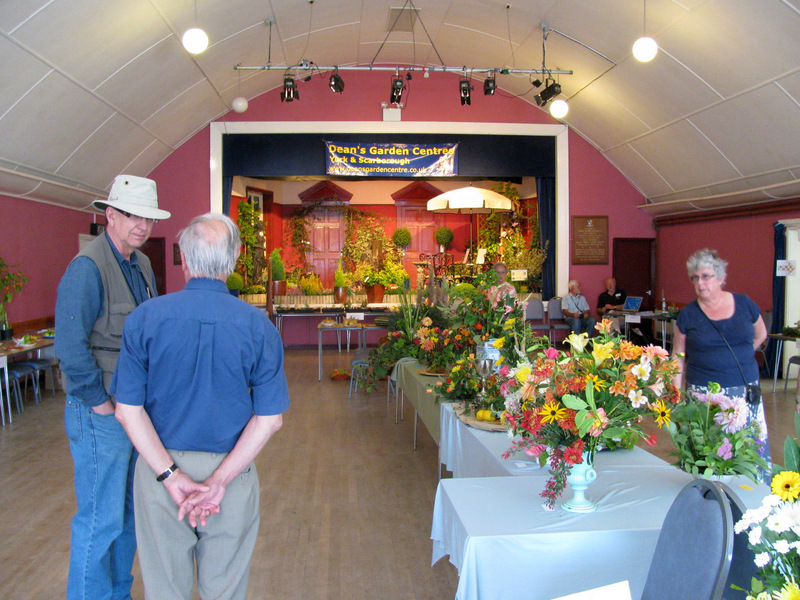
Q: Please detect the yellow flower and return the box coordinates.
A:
[652,399,671,428]
[773,580,800,600]
[515,366,532,384]
[592,341,615,366]
[771,471,800,502]
[588,374,607,392]
[492,337,505,349]
[495,355,505,366]
[565,332,589,353]
[539,400,567,424]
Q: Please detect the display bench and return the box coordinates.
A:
[269,303,399,348]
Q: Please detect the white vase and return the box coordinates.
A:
[562,452,597,513]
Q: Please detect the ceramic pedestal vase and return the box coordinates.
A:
[562,453,597,513]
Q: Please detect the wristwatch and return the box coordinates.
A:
[156,463,179,482]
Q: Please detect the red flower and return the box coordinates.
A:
[644,433,658,446]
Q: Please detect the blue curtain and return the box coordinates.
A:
[222,176,233,215]
[537,177,556,300]
[766,222,786,377]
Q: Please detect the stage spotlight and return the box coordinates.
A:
[329,70,345,93]
[534,81,561,107]
[459,78,473,105]
[281,76,297,102]
[390,77,405,104]
[483,76,496,96]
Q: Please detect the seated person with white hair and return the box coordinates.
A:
[563,279,597,335]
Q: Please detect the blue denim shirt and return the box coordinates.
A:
[55,233,156,407]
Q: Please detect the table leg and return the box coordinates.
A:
[413,409,418,451]
[773,339,783,393]
[318,329,323,382]
[1,360,10,426]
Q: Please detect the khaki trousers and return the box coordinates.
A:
[133,450,260,600]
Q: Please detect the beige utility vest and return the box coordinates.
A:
[76,235,155,391]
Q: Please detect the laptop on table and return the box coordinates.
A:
[618,296,643,313]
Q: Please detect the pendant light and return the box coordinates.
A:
[182,0,208,55]
[632,0,658,62]
[232,67,248,113]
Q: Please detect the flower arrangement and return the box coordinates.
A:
[0,257,26,327]
[437,356,481,400]
[501,320,682,509]
[734,414,800,599]
[667,382,768,482]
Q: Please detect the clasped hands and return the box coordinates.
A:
[164,471,226,527]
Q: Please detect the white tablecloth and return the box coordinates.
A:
[431,468,695,600]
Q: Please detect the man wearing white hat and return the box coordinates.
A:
[55,174,170,600]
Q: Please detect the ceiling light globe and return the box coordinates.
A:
[232,97,248,113]
[182,28,209,55]
[632,36,658,62]
[549,99,569,119]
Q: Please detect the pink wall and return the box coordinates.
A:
[1,71,653,323]
[657,208,799,313]
[0,197,93,323]
[566,130,654,308]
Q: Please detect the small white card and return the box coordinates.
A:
[625,315,641,323]
[511,269,528,281]
[476,249,487,265]
[345,312,365,320]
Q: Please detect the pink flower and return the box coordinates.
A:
[588,408,609,437]
[524,444,548,458]
[498,365,511,377]
[644,433,657,446]
[714,395,749,433]
[545,347,559,360]
[717,437,733,460]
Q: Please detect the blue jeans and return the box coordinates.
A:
[65,396,136,600]
[565,316,597,335]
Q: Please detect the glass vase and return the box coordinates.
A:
[562,452,597,513]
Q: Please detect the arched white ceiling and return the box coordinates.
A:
[1,0,799,216]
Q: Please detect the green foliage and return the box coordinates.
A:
[364,260,408,288]
[241,285,266,295]
[236,199,262,285]
[392,228,412,248]
[434,226,454,247]
[226,271,244,290]
[781,412,800,473]
[0,257,26,325]
[334,261,348,287]
[269,248,285,281]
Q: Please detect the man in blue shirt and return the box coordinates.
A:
[55,174,170,600]
[562,279,597,335]
[114,213,289,600]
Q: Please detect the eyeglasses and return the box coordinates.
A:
[115,208,158,225]
[689,273,715,282]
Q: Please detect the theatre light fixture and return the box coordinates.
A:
[329,69,345,93]
[390,73,405,105]
[281,76,297,102]
[534,80,561,107]
[483,74,496,96]
[459,78,473,105]
[632,0,658,62]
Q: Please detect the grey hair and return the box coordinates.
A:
[686,248,727,280]
[567,279,579,291]
[178,213,241,279]
[493,261,508,272]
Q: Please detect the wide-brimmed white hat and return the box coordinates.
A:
[93,175,171,221]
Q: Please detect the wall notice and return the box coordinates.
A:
[572,216,609,265]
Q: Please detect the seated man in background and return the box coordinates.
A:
[563,279,597,335]
[597,277,627,318]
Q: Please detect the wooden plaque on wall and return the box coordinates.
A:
[572,216,609,265]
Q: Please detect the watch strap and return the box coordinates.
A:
[156,463,179,482]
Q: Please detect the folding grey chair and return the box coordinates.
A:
[641,479,734,600]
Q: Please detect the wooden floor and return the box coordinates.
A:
[0,349,796,599]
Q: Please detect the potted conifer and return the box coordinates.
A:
[270,248,287,296]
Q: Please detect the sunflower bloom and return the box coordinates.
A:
[589,374,608,392]
[652,399,671,428]
[539,400,567,424]
[773,580,800,600]
[772,471,800,502]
